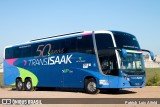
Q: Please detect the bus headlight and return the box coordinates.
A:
[127,77,130,81]
[124,76,130,81]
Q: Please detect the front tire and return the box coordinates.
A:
[85,78,100,94]
[16,79,23,91]
[24,79,32,91]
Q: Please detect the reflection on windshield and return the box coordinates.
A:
[119,52,145,75]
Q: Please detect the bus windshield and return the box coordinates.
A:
[112,31,140,50]
[119,52,145,75]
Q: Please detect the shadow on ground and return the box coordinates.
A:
[100,89,137,95]
[10,87,137,95]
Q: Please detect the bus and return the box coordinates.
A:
[4,30,154,94]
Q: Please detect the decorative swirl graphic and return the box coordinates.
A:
[24,60,27,66]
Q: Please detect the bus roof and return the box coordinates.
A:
[5,31,93,49]
[30,31,83,42]
[5,30,130,49]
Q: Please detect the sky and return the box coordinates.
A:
[0,0,160,61]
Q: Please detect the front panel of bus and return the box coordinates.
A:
[95,31,145,88]
[113,31,145,88]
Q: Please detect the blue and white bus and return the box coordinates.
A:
[4,31,154,94]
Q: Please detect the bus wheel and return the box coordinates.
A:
[24,79,32,91]
[16,79,23,91]
[85,78,100,94]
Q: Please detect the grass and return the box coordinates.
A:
[146,68,160,86]
[0,72,4,88]
[146,68,160,79]
[0,68,160,87]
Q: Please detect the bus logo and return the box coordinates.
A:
[28,55,73,66]
[62,69,73,73]
[131,77,142,79]
[76,57,85,63]
[24,60,27,66]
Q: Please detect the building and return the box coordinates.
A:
[144,54,160,68]
[0,63,3,72]
[155,54,160,63]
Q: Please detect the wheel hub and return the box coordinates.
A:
[26,82,31,89]
[18,81,22,88]
[87,82,96,92]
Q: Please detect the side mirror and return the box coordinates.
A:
[150,51,155,61]
[121,48,127,58]
[141,49,155,61]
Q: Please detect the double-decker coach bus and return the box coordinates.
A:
[4,31,154,94]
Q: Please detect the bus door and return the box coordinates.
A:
[95,33,119,88]
[99,55,119,88]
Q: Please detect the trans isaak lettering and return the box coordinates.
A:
[28,55,72,66]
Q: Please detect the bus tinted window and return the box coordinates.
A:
[32,43,42,57]
[31,40,65,57]
[77,35,94,54]
[5,48,13,59]
[64,37,77,53]
[20,45,31,58]
[5,35,94,59]
[13,47,21,58]
[51,40,62,54]
[112,31,140,50]
[95,33,114,53]
[95,33,118,76]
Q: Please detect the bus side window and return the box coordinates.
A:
[13,47,21,58]
[60,39,67,53]
[76,35,94,54]
[5,48,13,59]
[21,46,31,58]
[32,43,42,57]
[51,40,61,51]
[65,37,77,53]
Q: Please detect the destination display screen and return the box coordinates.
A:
[112,31,140,50]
